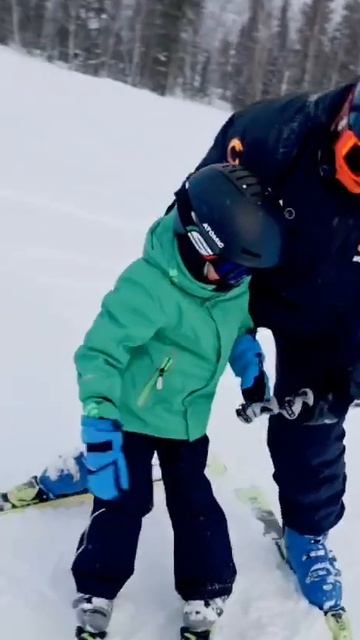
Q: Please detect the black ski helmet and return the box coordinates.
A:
[174,164,283,268]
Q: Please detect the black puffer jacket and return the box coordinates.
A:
[193,84,360,364]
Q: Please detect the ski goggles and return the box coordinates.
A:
[344,136,360,175]
[334,85,360,194]
[205,255,251,286]
[335,130,360,194]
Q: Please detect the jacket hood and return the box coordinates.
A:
[142,208,248,301]
[240,83,356,185]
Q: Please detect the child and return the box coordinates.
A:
[71,163,283,640]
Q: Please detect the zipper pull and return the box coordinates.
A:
[156,357,173,391]
[156,370,165,390]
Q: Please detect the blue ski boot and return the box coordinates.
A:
[284,527,342,612]
[39,449,88,498]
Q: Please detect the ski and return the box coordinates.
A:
[236,486,353,640]
[0,454,225,515]
[0,476,91,514]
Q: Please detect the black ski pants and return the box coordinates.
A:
[72,432,236,601]
[268,332,352,536]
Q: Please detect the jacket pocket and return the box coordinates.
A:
[137,356,173,407]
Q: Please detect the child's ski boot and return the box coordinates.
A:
[180,597,227,639]
[0,450,87,512]
[73,595,113,639]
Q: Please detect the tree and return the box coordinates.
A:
[5,0,360,109]
[231,0,273,109]
[136,1,195,96]
[165,0,205,100]
[101,0,124,78]
[8,0,22,47]
[73,0,110,75]
[0,0,13,44]
[328,0,360,88]
[16,0,48,52]
[287,0,335,93]
[262,0,291,98]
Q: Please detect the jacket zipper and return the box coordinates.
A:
[137,356,173,407]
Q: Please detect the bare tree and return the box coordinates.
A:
[231,0,273,109]
[329,0,360,88]
[10,0,22,47]
[262,0,291,98]
[16,0,48,51]
[165,0,205,100]
[287,0,335,93]
[2,0,359,109]
[0,0,12,44]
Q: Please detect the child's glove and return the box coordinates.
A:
[81,416,129,500]
[231,333,274,424]
[236,396,279,424]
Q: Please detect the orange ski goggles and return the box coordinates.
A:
[334,85,360,194]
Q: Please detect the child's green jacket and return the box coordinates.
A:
[75,209,253,440]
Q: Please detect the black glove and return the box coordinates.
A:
[279,388,314,420]
[283,391,342,426]
[302,393,338,425]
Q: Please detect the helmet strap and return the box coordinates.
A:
[176,233,210,284]
[174,179,195,232]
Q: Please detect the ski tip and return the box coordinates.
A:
[325,608,352,640]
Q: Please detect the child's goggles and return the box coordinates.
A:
[205,255,251,285]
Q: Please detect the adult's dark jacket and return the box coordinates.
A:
[192,84,360,367]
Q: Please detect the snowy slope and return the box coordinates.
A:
[0,47,359,640]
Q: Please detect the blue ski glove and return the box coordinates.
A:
[81,416,129,500]
[230,333,270,403]
[230,334,276,424]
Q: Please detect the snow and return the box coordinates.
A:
[0,46,359,639]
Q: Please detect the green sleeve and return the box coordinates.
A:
[74,261,164,421]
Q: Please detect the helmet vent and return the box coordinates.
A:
[241,247,261,258]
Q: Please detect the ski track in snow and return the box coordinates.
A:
[1,46,360,639]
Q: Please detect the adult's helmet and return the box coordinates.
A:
[333,81,360,194]
[175,164,283,270]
